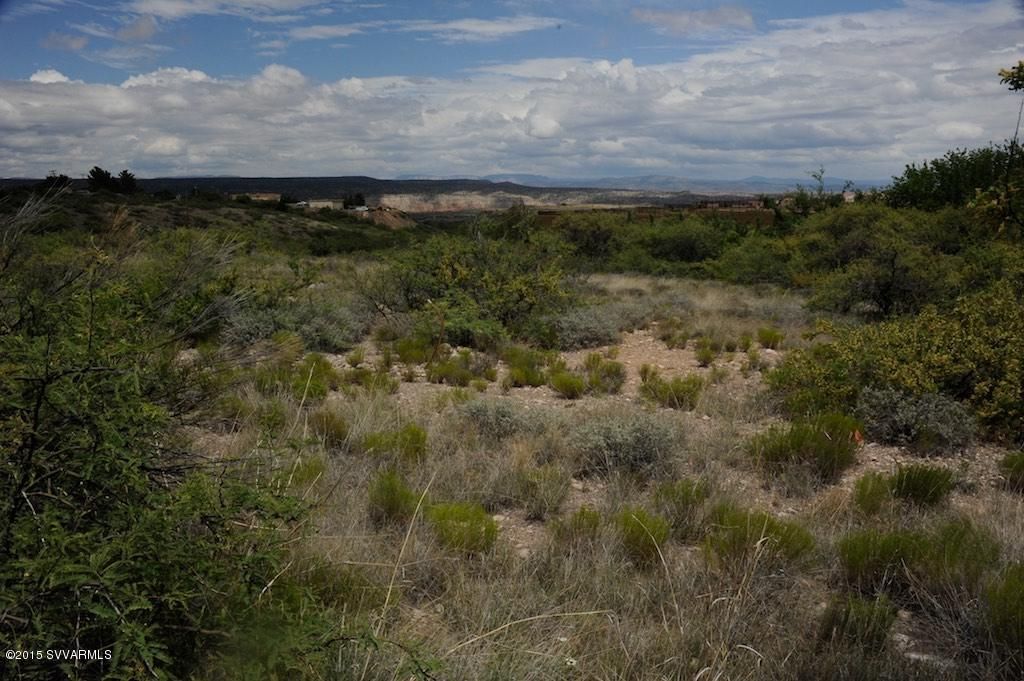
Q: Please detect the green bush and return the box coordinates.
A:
[768,282,1024,438]
[461,399,539,442]
[653,478,709,540]
[363,423,428,461]
[367,470,420,526]
[583,352,627,394]
[309,406,349,448]
[516,464,570,520]
[395,334,432,364]
[427,349,496,387]
[571,410,674,476]
[855,387,974,455]
[853,472,892,515]
[550,505,602,545]
[999,452,1024,492]
[549,370,587,399]
[837,528,927,592]
[819,595,897,650]
[614,506,670,568]
[695,343,717,367]
[427,502,498,553]
[889,464,954,506]
[756,326,784,349]
[655,316,689,349]
[501,345,551,387]
[704,503,815,565]
[749,413,862,483]
[984,563,1024,666]
[639,365,703,410]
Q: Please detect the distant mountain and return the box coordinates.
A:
[480,174,887,194]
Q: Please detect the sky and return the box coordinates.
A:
[0,0,1022,181]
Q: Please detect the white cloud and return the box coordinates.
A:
[395,15,562,43]
[123,0,328,20]
[42,32,89,51]
[287,23,366,40]
[118,15,159,41]
[1,1,1021,179]
[632,6,755,36]
[29,69,71,84]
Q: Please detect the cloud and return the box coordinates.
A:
[29,69,71,84]
[118,15,159,41]
[123,0,329,20]
[395,15,562,43]
[632,6,755,36]
[0,1,1020,179]
[42,32,89,51]
[287,23,366,40]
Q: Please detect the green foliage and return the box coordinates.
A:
[0,198,341,678]
[550,506,602,545]
[614,506,670,568]
[571,410,674,476]
[887,143,1023,210]
[853,473,892,515]
[1000,452,1024,492]
[756,326,784,349]
[819,595,897,650]
[501,345,552,388]
[768,282,1024,437]
[368,470,420,526]
[427,349,496,387]
[515,464,570,520]
[362,423,428,461]
[460,400,538,443]
[583,352,626,394]
[427,502,498,554]
[855,387,975,455]
[704,504,815,566]
[984,563,1024,667]
[695,342,717,367]
[638,365,703,410]
[395,334,433,364]
[889,464,955,506]
[653,478,709,540]
[655,316,689,349]
[309,406,349,448]
[714,232,793,285]
[549,370,587,399]
[749,413,861,483]
[838,519,998,596]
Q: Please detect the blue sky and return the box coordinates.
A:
[0,0,1022,179]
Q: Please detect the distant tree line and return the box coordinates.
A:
[87,166,139,194]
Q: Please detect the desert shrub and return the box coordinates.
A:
[395,334,432,364]
[427,502,498,553]
[309,406,349,448]
[704,504,815,566]
[427,348,496,387]
[738,332,753,352]
[460,399,538,442]
[749,413,862,483]
[346,347,365,367]
[536,304,622,349]
[853,472,893,515]
[501,345,550,387]
[768,282,1024,437]
[653,478,709,540]
[889,464,955,506]
[983,563,1024,668]
[855,387,974,455]
[757,326,785,349]
[614,506,670,568]
[838,528,927,592]
[695,342,717,367]
[515,464,570,520]
[839,519,999,597]
[571,410,674,476]
[367,470,420,526]
[655,316,689,349]
[583,352,627,394]
[363,423,428,461]
[551,506,602,545]
[741,347,769,375]
[549,370,587,399]
[1000,452,1024,492]
[337,366,398,394]
[639,365,703,410]
[819,595,897,650]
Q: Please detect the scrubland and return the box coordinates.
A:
[2,150,1024,680]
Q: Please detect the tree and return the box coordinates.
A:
[86,165,118,193]
[999,60,1024,92]
[118,168,138,194]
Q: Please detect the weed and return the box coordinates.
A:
[368,470,420,526]
[461,400,539,442]
[889,464,954,506]
[309,407,348,448]
[639,365,703,410]
[819,595,897,650]
[363,423,428,461]
[837,528,927,592]
[572,410,674,476]
[853,473,892,515]
[984,563,1024,667]
[757,326,785,349]
[704,503,815,565]
[549,371,587,399]
[749,413,862,483]
[614,506,670,568]
[999,452,1024,492]
[516,464,570,520]
[583,353,627,394]
[856,387,974,455]
[550,506,602,545]
[427,503,498,553]
[653,478,709,540]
